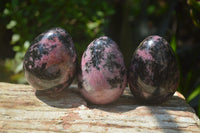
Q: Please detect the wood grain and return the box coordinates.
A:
[0,82,199,133]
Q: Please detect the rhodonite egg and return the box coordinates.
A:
[128,35,179,104]
[78,36,127,104]
[23,27,77,94]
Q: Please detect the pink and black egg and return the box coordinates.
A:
[128,35,179,104]
[78,36,127,104]
[23,27,77,94]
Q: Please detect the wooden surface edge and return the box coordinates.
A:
[0,82,199,132]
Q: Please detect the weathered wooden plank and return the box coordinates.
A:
[0,82,199,132]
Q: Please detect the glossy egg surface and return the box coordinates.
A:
[23,27,77,93]
[79,36,127,104]
[128,35,179,104]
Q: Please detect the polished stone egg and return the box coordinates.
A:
[79,36,127,104]
[128,35,179,104]
[23,27,77,94]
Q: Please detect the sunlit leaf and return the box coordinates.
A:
[14,61,23,74]
[24,41,30,50]
[11,34,20,44]
[170,35,176,52]
[13,46,20,52]
[97,11,104,17]
[187,85,200,102]
[6,20,17,29]
[3,8,10,15]
[87,22,100,30]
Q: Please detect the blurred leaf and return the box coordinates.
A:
[10,72,26,84]
[97,11,104,17]
[190,9,200,28]
[11,34,20,44]
[188,0,200,28]
[170,35,176,52]
[14,61,23,74]
[13,46,20,52]
[6,20,17,29]
[147,5,156,14]
[23,41,30,50]
[34,10,40,17]
[11,0,19,8]
[15,52,25,62]
[4,59,14,71]
[87,21,99,30]
[198,98,200,117]
[188,0,200,12]
[187,85,200,102]
[107,9,115,16]
[3,8,10,15]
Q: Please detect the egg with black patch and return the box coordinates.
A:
[128,35,179,104]
[23,27,77,94]
[78,36,127,104]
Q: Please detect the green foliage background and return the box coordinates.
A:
[1,0,114,81]
[0,0,200,117]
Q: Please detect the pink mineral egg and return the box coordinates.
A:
[23,27,77,94]
[128,35,179,104]
[78,36,127,104]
